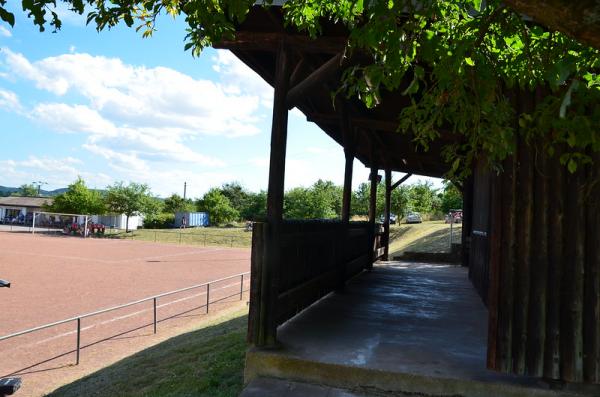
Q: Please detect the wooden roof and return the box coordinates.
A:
[216,6,454,178]
[0,196,53,208]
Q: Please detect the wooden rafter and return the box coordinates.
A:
[287,53,344,109]
[214,31,347,54]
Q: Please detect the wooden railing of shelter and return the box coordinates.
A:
[248,220,375,346]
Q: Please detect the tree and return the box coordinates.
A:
[163,194,195,214]
[439,182,464,214]
[241,191,267,221]
[18,184,38,197]
[196,189,239,225]
[105,182,154,232]
[47,178,105,215]
[284,180,342,219]
[3,1,600,177]
[407,182,438,215]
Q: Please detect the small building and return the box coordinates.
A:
[91,214,141,231]
[0,196,53,224]
[174,212,209,228]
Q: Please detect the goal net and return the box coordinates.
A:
[32,212,91,238]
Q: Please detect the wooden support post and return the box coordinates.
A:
[261,41,291,347]
[340,102,354,224]
[368,166,378,268]
[339,101,354,287]
[383,169,392,261]
[462,175,474,268]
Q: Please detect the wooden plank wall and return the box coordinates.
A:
[469,160,492,304]
[488,145,600,384]
[248,219,373,346]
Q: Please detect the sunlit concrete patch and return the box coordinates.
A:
[244,262,594,397]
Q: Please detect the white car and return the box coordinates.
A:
[405,212,422,224]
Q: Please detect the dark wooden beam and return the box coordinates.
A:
[287,53,343,109]
[308,112,401,132]
[340,102,354,224]
[263,42,291,347]
[214,31,347,54]
[383,169,392,261]
[390,173,412,191]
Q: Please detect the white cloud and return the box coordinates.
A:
[0,48,274,192]
[212,50,273,110]
[0,88,22,112]
[0,26,11,38]
[0,156,111,189]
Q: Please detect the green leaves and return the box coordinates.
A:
[3,0,599,178]
[0,7,14,27]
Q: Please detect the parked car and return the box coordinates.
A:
[406,212,422,224]
[378,214,397,224]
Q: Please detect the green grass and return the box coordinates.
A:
[106,227,252,248]
[388,220,462,258]
[47,311,249,397]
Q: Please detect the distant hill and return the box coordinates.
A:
[0,186,68,197]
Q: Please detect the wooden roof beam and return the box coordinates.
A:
[307,112,401,133]
[213,32,347,54]
[287,53,344,109]
[391,173,412,191]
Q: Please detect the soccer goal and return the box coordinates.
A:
[32,212,91,238]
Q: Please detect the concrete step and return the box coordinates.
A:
[240,377,371,397]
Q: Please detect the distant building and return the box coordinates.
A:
[0,196,53,223]
[90,214,141,231]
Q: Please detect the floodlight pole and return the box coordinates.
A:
[183,182,187,200]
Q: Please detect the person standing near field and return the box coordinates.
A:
[181,216,187,229]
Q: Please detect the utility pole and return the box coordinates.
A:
[183,182,187,200]
[32,181,47,196]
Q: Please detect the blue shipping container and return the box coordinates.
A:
[175,212,209,227]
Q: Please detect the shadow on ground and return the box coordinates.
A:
[47,315,248,397]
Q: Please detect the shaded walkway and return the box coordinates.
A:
[244,263,590,397]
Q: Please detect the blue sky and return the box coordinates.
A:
[0,6,441,198]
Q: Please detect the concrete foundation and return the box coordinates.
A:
[243,263,597,397]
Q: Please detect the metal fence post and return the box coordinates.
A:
[240,274,244,300]
[179,232,182,244]
[206,283,210,313]
[76,318,81,365]
[154,231,157,242]
[153,298,157,334]
[204,234,207,246]
[230,237,234,247]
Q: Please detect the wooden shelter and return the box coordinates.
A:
[216,5,600,387]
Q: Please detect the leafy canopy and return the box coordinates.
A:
[105,181,154,218]
[47,177,106,215]
[196,188,239,225]
[18,184,39,197]
[4,0,600,177]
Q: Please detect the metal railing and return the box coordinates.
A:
[106,229,252,248]
[0,272,249,366]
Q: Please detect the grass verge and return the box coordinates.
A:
[388,220,462,258]
[106,227,252,248]
[47,310,248,397]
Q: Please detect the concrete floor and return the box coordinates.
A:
[243,263,592,397]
